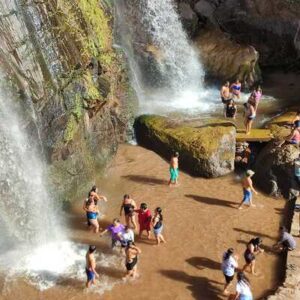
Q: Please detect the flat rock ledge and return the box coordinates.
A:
[134,115,236,178]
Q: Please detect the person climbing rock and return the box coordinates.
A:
[273,226,296,252]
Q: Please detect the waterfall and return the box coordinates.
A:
[115,0,209,114]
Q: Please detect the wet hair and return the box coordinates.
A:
[123,194,130,200]
[279,226,287,232]
[251,237,262,246]
[224,248,234,261]
[89,245,96,253]
[237,272,250,287]
[113,218,120,224]
[155,207,163,221]
[140,203,148,210]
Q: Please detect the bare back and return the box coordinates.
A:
[86,252,95,270]
[242,176,252,190]
[221,85,230,99]
[126,247,138,262]
[170,157,178,169]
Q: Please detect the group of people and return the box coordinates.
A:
[83,186,166,288]
[220,79,263,134]
[222,226,296,299]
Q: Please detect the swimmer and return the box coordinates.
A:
[84,198,100,233]
[242,237,264,275]
[100,218,125,249]
[244,102,256,135]
[168,151,179,186]
[120,194,137,229]
[135,203,152,239]
[221,248,238,295]
[152,207,166,245]
[230,79,241,100]
[123,241,141,280]
[85,245,99,288]
[238,170,258,209]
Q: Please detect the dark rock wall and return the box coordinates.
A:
[176,0,300,68]
[0,0,134,199]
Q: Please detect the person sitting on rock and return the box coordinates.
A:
[230,79,241,100]
[291,111,300,129]
[226,99,237,119]
[273,226,296,252]
[277,127,300,147]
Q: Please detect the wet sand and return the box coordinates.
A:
[1,144,286,300]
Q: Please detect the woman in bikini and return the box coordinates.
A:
[152,207,166,245]
[120,194,137,229]
[230,79,241,100]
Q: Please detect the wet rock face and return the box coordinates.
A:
[177,0,300,67]
[134,115,236,178]
[0,0,133,198]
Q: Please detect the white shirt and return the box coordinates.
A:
[236,281,252,297]
[122,229,134,242]
[221,254,238,276]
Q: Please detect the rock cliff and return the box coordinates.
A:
[0,0,134,199]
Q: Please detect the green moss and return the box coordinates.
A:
[83,72,101,100]
[73,94,83,120]
[64,115,78,143]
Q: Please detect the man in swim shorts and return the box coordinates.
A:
[238,170,258,209]
[85,245,99,288]
[123,241,141,280]
[168,152,179,186]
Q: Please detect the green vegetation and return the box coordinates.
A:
[64,114,78,143]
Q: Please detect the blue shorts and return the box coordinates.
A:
[170,168,179,181]
[243,189,252,203]
[86,268,95,281]
[153,224,163,236]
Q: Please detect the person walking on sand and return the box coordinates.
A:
[230,79,241,100]
[273,226,296,252]
[120,194,137,229]
[233,272,253,300]
[84,198,100,233]
[100,218,125,249]
[244,102,256,135]
[238,170,258,209]
[152,207,166,245]
[123,241,141,280]
[221,248,238,295]
[85,245,99,288]
[168,152,179,186]
[135,203,152,239]
[242,237,264,275]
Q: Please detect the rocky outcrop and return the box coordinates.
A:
[254,143,300,199]
[195,29,261,86]
[134,115,236,178]
[177,0,300,68]
[0,0,134,199]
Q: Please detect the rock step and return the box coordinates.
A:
[236,128,273,142]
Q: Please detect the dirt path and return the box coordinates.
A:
[0,144,286,300]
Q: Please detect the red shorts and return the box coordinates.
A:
[139,224,151,231]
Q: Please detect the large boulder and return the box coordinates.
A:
[134,115,236,178]
[254,142,300,199]
[195,29,261,86]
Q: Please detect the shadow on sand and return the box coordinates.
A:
[186,257,221,270]
[185,194,237,208]
[122,175,167,185]
[233,227,276,240]
[160,269,223,300]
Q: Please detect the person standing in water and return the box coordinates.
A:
[226,100,237,119]
[220,81,231,117]
[221,248,238,295]
[100,218,125,248]
[85,245,99,288]
[234,272,253,300]
[84,198,100,233]
[152,207,166,245]
[168,152,179,186]
[230,79,242,100]
[120,194,137,229]
[238,170,258,209]
[242,237,264,275]
[124,241,141,280]
[244,102,256,135]
[135,203,152,239]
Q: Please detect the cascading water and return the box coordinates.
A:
[114,0,217,114]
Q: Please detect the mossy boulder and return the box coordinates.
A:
[134,115,236,178]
